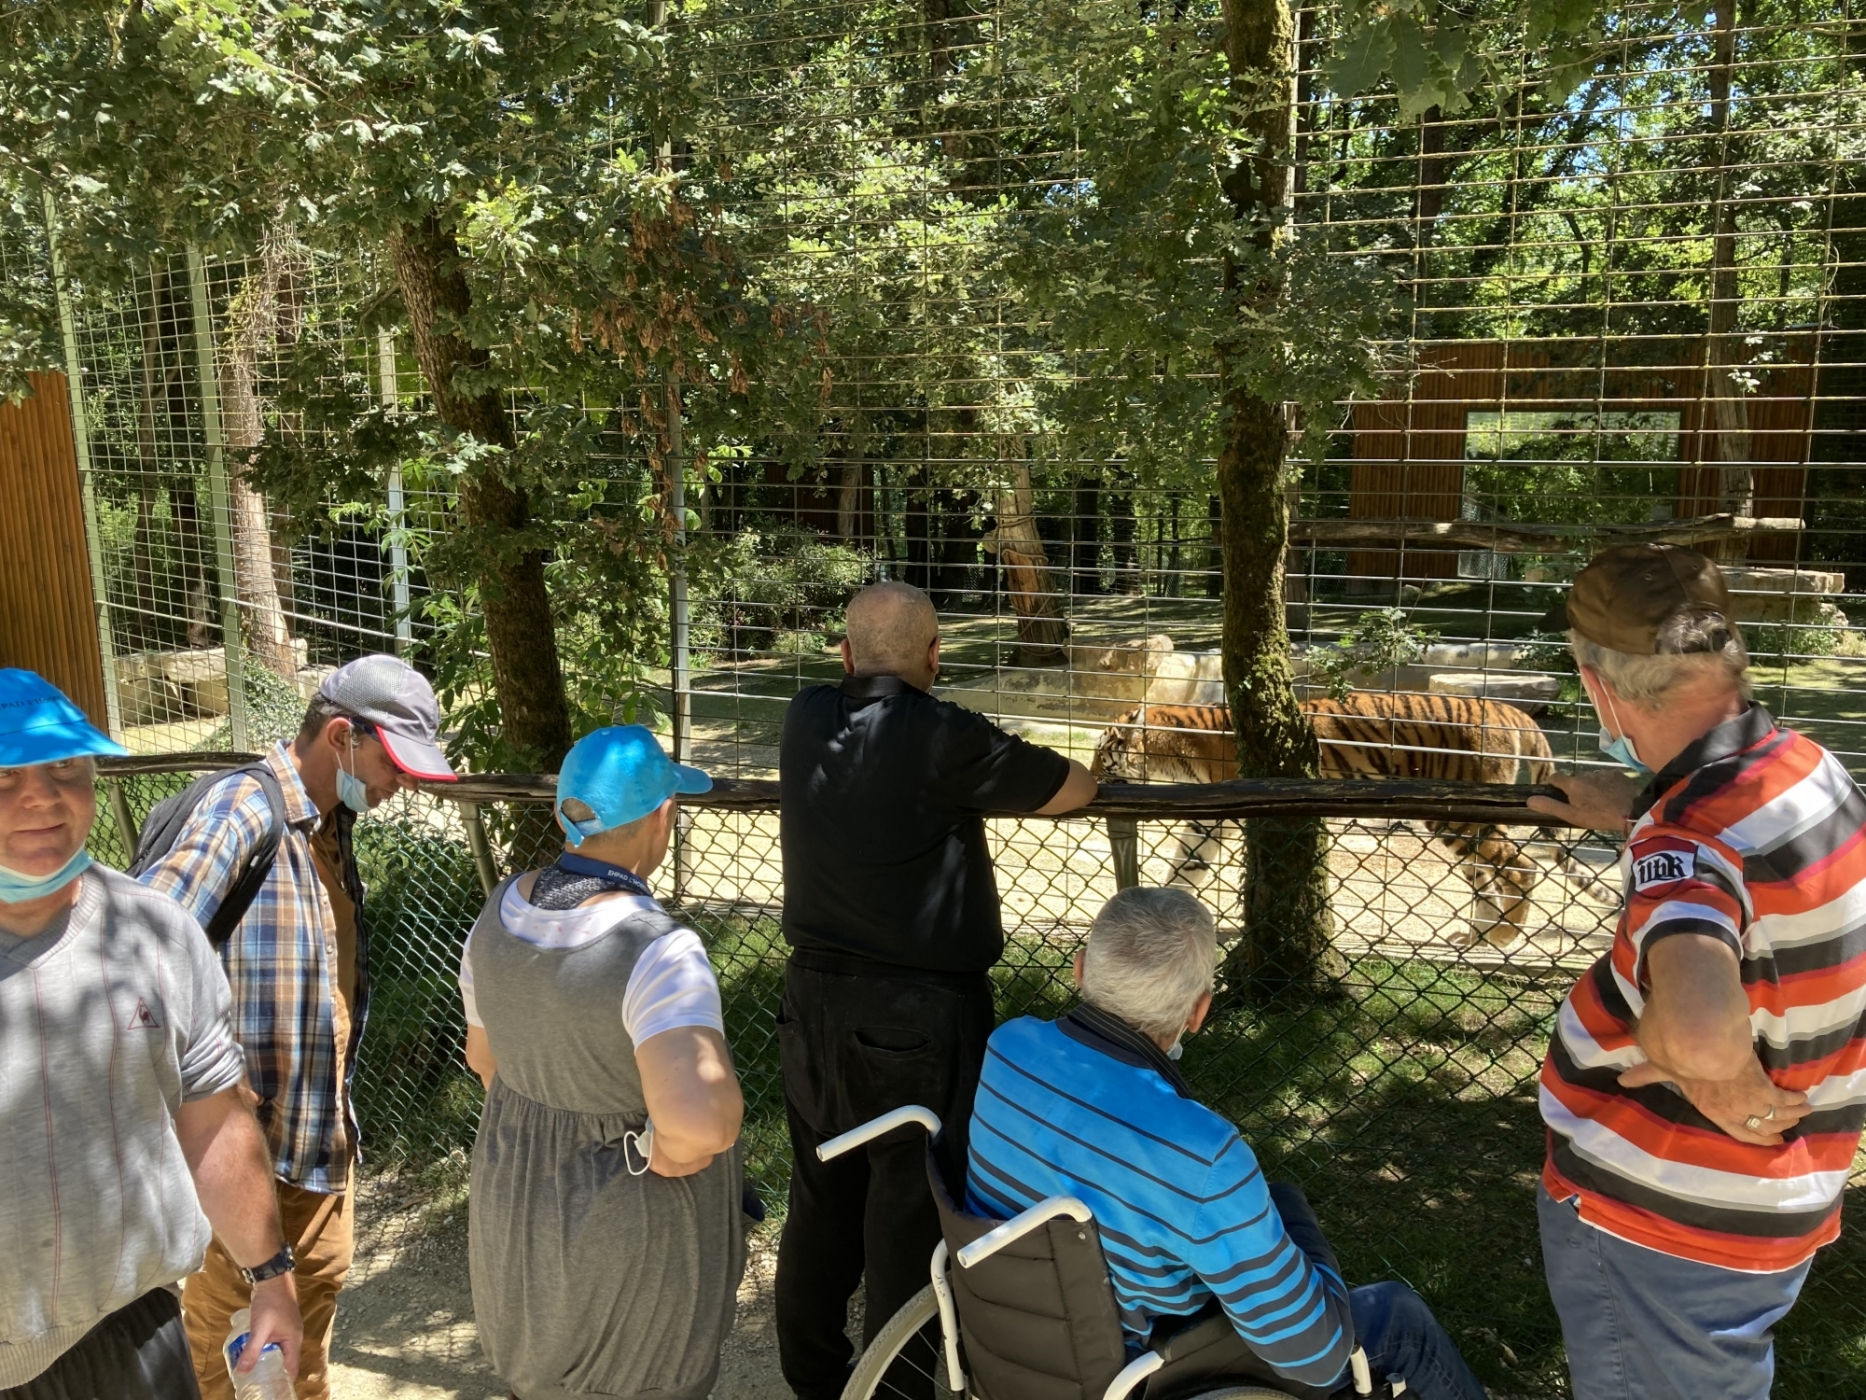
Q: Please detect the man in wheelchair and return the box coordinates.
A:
[965,889,1487,1400]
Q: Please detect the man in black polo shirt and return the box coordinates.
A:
[774,580,1097,1400]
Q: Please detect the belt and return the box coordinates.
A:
[787,944,991,992]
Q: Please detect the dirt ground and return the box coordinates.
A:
[328,1212,787,1399]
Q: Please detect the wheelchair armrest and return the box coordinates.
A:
[955,1195,1094,1268]
[1147,1308,1239,1365]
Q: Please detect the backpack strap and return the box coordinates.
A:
[200,764,288,949]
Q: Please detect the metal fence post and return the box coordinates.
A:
[1109,817,1140,889]
[460,801,499,898]
[44,192,125,740]
[105,778,140,855]
[666,382,692,901]
[185,245,249,750]
[377,330,414,653]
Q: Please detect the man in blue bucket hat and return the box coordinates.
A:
[0,670,302,1399]
[458,725,748,1400]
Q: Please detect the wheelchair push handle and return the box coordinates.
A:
[816,1105,943,1162]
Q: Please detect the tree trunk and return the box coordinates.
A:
[994,457,1068,666]
[1110,483,1139,593]
[134,263,167,651]
[388,216,574,775]
[221,224,304,680]
[1215,0,1339,1002]
[1072,476,1101,595]
[1701,5,1752,563]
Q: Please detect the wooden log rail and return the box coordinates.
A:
[1288,512,1801,553]
[97,754,1578,828]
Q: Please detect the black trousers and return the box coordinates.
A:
[773,950,995,1400]
[1,1288,200,1400]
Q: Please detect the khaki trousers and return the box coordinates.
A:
[182,1181,353,1400]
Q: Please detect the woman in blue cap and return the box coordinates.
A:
[458,725,745,1400]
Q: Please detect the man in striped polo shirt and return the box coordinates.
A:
[1530,544,1866,1400]
[967,887,1487,1400]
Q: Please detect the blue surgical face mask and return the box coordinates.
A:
[0,847,92,903]
[1589,682,1654,778]
[336,742,371,814]
[1597,727,1652,777]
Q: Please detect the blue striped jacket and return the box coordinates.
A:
[966,1014,1353,1391]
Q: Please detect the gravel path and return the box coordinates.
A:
[328,1214,785,1400]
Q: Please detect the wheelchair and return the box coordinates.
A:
[821,1107,1399,1400]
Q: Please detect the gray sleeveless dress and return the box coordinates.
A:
[466,878,746,1400]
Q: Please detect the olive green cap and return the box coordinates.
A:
[1541,544,1734,655]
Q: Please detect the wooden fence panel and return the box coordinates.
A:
[0,371,109,726]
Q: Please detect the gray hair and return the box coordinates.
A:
[1080,887,1218,1039]
[1569,617,1751,709]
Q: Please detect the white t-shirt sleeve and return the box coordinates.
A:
[623,929,725,1044]
[459,937,482,1029]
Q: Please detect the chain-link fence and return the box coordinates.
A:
[84,756,1866,1398]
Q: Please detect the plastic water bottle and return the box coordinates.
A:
[222,1308,294,1400]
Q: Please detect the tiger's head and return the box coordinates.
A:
[1090,714,1149,783]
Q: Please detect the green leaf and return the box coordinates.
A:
[1323,19,1396,99]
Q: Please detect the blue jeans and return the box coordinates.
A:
[1537,1186,1811,1400]
[1347,1281,1489,1400]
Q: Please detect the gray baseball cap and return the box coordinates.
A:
[317,655,457,781]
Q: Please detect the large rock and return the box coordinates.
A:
[115,641,312,725]
[1719,568,1847,624]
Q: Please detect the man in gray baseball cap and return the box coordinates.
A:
[138,654,454,1399]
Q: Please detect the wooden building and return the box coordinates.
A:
[1345,336,1818,583]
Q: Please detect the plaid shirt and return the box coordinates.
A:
[136,742,368,1193]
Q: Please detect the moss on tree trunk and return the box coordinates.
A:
[1215,0,1340,1001]
[388,217,574,781]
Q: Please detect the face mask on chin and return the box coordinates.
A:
[0,847,92,903]
[1597,728,1652,777]
[1587,679,1654,779]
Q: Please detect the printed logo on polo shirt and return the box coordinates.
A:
[126,998,161,1031]
[1631,845,1697,893]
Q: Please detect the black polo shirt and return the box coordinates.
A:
[779,675,1072,974]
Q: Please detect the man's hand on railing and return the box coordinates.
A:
[1527,771,1643,835]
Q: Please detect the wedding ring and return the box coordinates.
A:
[1763,1105,1777,1121]
[1744,1114,1765,1133]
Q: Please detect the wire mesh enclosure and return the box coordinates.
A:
[79,763,1866,1397]
[10,0,1866,1394]
[10,0,1860,784]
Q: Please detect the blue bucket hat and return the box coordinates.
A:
[555,725,712,846]
[0,669,129,768]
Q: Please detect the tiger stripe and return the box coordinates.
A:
[1089,692,1591,945]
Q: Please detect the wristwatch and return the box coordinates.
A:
[240,1245,296,1285]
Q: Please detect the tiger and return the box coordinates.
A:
[1090,692,1609,947]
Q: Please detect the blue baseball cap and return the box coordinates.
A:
[0,669,130,768]
[555,725,711,846]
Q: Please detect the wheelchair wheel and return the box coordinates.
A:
[1178,1389,1295,1399]
[842,1283,963,1400]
